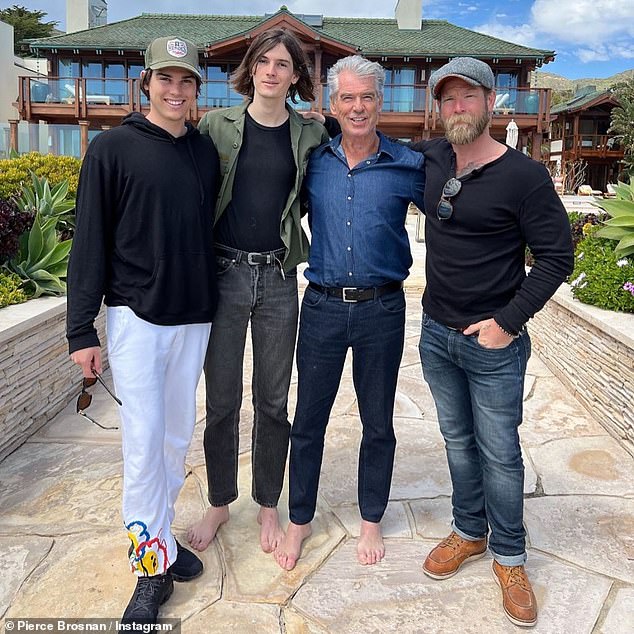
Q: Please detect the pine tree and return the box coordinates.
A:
[0,4,58,55]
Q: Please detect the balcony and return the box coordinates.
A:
[549,134,624,161]
[16,76,552,134]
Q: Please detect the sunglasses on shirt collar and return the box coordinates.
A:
[437,177,462,221]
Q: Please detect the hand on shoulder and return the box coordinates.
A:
[299,111,326,125]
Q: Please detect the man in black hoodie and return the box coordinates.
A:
[66,36,219,624]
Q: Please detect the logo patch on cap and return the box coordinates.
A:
[166,38,188,59]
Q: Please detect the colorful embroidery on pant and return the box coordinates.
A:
[126,520,169,575]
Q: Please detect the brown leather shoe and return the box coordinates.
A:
[492,561,538,627]
[422,531,487,579]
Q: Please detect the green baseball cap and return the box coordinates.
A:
[144,36,202,81]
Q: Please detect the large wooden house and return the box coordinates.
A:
[548,87,625,192]
[11,4,556,158]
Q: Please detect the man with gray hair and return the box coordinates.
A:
[275,55,425,571]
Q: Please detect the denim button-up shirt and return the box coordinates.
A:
[303,132,425,288]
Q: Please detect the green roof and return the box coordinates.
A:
[27,11,554,61]
[551,89,616,114]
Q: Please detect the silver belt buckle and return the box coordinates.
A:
[342,287,358,302]
[247,252,269,265]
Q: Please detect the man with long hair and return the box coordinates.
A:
[187,29,328,554]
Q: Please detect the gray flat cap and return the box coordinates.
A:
[429,57,495,98]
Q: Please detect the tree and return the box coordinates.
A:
[550,89,573,108]
[609,78,634,179]
[0,5,58,55]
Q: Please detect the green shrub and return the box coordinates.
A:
[8,211,72,297]
[568,211,605,251]
[0,270,29,308]
[595,180,634,257]
[17,171,75,235]
[570,230,634,313]
[0,198,34,264]
[0,152,81,200]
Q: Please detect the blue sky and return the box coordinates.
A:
[6,0,634,79]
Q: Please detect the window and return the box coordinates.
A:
[104,62,125,104]
[58,59,79,78]
[128,63,147,105]
[201,64,241,108]
[82,61,103,98]
[385,67,416,112]
[494,71,519,109]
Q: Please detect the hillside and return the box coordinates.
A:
[533,69,634,93]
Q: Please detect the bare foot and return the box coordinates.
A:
[186,505,229,551]
[274,522,312,571]
[257,506,285,553]
[357,519,385,565]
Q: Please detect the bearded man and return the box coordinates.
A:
[411,57,573,628]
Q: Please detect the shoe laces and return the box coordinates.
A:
[507,566,531,591]
[440,532,463,551]
[132,577,167,612]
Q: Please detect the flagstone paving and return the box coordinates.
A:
[1,220,633,633]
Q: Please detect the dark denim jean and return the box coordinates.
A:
[203,255,298,507]
[419,313,531,566]
[288,285,406,525]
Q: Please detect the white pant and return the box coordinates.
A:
[107,306,211,576]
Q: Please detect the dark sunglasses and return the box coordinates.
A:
[437,177,462,221]
[76,369,122,430]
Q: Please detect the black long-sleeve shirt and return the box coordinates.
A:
[411,138,574,335]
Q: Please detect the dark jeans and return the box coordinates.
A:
[288,285,406,525]
[419,313,531,566]
[203,254,298,507]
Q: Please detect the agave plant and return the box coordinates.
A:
[7,212,72,297]
[16,170,76,232]
[595,180,634,257]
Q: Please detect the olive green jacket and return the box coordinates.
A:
[198,101,329,272]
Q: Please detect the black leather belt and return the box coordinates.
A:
[214,244,285,266]
[308,281,402,303]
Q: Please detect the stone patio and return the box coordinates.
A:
[1,218,633,633]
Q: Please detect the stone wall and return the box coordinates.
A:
[531,285,634,455]
[0,298,106,462]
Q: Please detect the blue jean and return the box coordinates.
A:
[203,254,298,507]
[418,313,531,566]
[288,285,406,525]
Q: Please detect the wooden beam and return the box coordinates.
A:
[78,120,90,158]
[9,120,19,153]
[314,48,323,111]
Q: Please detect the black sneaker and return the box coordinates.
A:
[121,572,173,625]
[170,540,203,582]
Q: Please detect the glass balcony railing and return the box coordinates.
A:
[555,134,623,152]
[18,77,551,118]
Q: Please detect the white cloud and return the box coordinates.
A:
[576,47,611,63]
[477,0,634,66]
[531,0,634,46]
[472,22,538,47]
